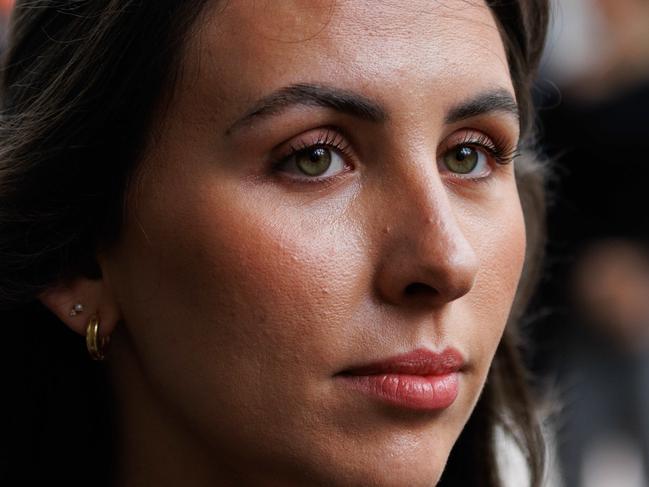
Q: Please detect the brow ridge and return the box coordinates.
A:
[226,83,387,135]
[445,88,519,124]
[227,84,518,135]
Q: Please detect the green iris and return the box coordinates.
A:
[296,147,332,176]
[443,146,478,174]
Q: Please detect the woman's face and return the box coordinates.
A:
[104,1,525,485]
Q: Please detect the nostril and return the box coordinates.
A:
[404,282,437,297]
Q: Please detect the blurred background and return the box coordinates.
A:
[1,0,648,486]
[530,0,649,486]
[0,0,11,48]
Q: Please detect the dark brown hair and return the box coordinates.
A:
[0,1,549,485]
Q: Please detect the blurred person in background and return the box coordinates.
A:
[562,240,649,487]
[532,0,649,485]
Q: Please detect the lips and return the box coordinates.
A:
[336,348,465,411]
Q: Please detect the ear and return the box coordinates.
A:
[38,275,121,339]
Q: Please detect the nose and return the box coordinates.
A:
[374,165,479,309]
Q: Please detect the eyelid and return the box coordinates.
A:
[440,129,519,166]
[270,127,353,164]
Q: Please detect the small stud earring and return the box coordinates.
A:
[69,303,84,317]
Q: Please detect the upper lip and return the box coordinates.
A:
[339,347,466,376]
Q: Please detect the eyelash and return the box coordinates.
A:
[270,128,518,183]
[285,130,353,160]
[286,130,352,168]
[449,131,519,167]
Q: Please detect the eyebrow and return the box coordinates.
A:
[444,88,519,124]
[226,83,518,135]
[225,83,387,135]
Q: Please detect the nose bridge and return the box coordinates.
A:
[399,161,476,270]
[375,153,479,307]
[417,199,474,278]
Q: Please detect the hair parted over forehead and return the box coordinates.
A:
[0,1,549,486]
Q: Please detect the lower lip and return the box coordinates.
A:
[337,372,459,411]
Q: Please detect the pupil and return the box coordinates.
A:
[456,146,472,161]
[310,147,326,162]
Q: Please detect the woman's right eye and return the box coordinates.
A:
[273,142,351,182]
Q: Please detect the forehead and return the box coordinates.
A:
[181,0,513,123]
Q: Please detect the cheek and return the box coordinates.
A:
[108,172,369,418]
[462,187,526,370]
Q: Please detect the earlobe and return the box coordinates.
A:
[38,277,121,342]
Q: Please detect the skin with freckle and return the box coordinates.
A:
[99,1,526,486]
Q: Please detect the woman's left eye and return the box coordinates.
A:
[441,145,490,178]
[276,145,348,180]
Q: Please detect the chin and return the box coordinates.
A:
[312,457,447,487]
[277,433,452,487]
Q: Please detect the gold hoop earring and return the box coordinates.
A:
[86,315,110,361]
